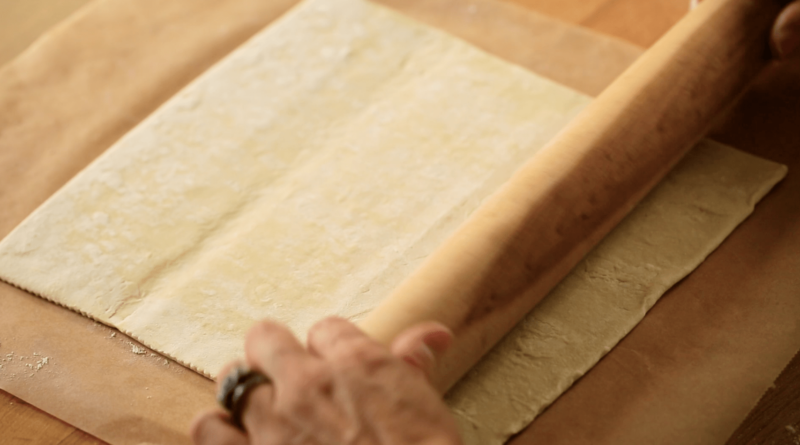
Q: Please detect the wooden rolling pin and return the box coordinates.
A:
[358,0,788,393]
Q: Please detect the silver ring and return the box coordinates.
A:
[217,366,271,429]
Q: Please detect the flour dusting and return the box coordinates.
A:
[0,348,52,380]
[129,342,147,355]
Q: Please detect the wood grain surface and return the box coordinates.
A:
[0,0,796,443]
[726,351,800,445]
[0,392,104,445]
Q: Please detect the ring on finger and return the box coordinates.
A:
[217,366,271,429]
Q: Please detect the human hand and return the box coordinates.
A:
[772,1,800,59]
[691,0,800,59]
[190,317,462,445]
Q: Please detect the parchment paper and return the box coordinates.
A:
[0,0,798,444]
[0,1,638,443]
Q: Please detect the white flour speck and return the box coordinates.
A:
[129,343,147,355]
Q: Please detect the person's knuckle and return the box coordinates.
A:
[305,365,334,390]
[274,364,333,416]
[311,316,348,336]
[342,340,393,371]
[246,320,286,350]
[279,386,318,417]
[267,321,298,341]
[286,363,332,392]
[249,319,275,338]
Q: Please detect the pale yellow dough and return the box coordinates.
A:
[0,0,786,444]
[445,140,786,443]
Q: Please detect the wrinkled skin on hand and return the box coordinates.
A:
[191,317,462,445]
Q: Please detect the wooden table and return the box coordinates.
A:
[0,0,797,443]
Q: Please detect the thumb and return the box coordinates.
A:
[772,1,800,59]
[390,321,453,380]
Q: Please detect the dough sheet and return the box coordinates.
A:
[0,0,589,375]
[0,0,786,443]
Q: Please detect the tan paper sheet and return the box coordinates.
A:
[1,0,798,444]
[0,2,788,444]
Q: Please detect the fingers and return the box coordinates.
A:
[307,316,386,364]
[190,411,248,445]
[207,318,456,445]
[307,317,454,379]
[216,359,246,393]
[390,322,453,379]
[239,384,298,443]
[244,364,349,444]
[243,320,342,443]
[772,1,800,59]
[245,320,309,381]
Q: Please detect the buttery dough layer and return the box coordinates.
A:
[0,0,589,374]
[0,0,786,444]
[445,139,786,444]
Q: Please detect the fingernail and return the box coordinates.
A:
[405,343,434,369]
[422,330,452,354]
